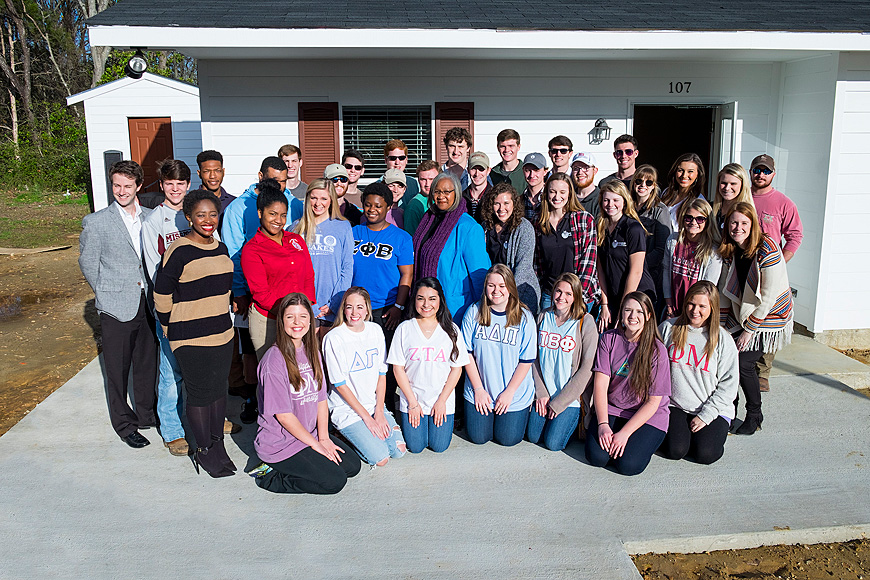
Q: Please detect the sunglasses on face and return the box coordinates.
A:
[330,176,348,183]
[344,164,363,171]
[614,149,635,157]
[683,215,708,225]
[635,179,655,188]
[752,167,773,175]
[387,155,407,162]
[549,148,570,155]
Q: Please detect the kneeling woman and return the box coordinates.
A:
[528,273,598,451]
[322,287,406,466]
[387,278,469,453]
[658,282,739,464]
[253,293,361,493]
[462,264,537,446]
[586,292,671,476]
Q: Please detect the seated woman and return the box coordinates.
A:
[718,202,793,435]
[535,173,600,315]
[585,292,671,476]
[461,264,537,446]
[663,198,723,318]
[387,277,469,453]
[659,281,739,464]
[322,287,406,466]
[596,180,655,331]
[241,179,315,360]
[252,293,361,493]
[480,182,541,315]
[413,172,491,324]
[528,273,598,451]
[661,153,706,231]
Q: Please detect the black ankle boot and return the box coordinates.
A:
[735,414,763,435]
[192,445,234,478]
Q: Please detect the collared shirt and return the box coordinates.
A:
[462,183,491,224]
[116,201,145,289]
[523,186,543,224]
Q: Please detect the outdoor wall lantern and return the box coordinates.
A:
[588,118,612,145]
[125,49,148,79]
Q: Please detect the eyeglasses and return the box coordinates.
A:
[344,164,363,171]
[683,215,708,225]
[387,155,407,162]
[614,149,635,158]
[330,176,348,183]
[572,165,593,173]
[432,189,455,196]
[549,148,571,155]
[752,167,773,175]
[635,179,655,188]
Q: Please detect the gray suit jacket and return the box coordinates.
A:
[79,202,151,322]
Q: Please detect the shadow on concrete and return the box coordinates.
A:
[774,362,870,398]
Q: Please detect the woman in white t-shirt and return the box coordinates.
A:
[387,277,469,453]
[322,287,406,466]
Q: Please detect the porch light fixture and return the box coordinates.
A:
[588,118,612,145]
[125,49,148,79]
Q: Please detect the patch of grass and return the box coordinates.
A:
[0,188,88,248]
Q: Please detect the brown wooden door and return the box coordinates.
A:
[434,102,474,165]
[298,102,340,183]
[128,117,173,192]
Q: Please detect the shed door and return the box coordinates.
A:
[128,117,173,192]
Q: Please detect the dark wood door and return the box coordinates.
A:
[128,117,173,192]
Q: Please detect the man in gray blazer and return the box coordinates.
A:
[79,160,157,448]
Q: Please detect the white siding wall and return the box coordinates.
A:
[80,77,201,211]
[818,52,870,332]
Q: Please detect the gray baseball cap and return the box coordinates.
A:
[522,152,547,170]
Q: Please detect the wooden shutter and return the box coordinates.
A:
[128,117,173,192]
[298,102,340,183]
[434,102,474,165]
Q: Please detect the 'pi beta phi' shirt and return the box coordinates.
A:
[461,302,537,412]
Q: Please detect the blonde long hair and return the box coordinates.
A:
[294,178,346,245]
[719,202,764,260]
[477,264,526,328]
[330,287,373,329]
[669,281,720,362]
[596,180,648,245]
[675,197,718,265]
[538,173,582,235]
[711,163,752,222]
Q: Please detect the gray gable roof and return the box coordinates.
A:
[88,0,870,32]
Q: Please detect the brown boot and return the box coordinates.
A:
[224,420,242,434]
[759,377,770,392]
[164,438,189,456]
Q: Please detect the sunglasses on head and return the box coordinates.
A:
[344,163,363,171]
[330,176,348,183]
[683,215,708,225]
[614,149,635,157]
[549,148,570,155]
[635,179,655,188]
[752,167,773,175]
[387,155,407,162]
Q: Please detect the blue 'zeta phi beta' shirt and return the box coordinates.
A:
[351,223,414,310]
[461,302,537,412]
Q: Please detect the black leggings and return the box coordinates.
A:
[256,435,362,495]
[733,334,764,420]
[660,407,729,465]
[585,415,665,476]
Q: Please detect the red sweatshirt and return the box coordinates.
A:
[240,229,316,318]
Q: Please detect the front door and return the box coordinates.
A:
[128,117,173,192]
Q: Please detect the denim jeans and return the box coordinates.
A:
[339,405,406,465]
[464,399,529,446]
[526,405,580,451]
[155,323,185,442]
[399,412,454,453]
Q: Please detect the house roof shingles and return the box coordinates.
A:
[87,0,870,33]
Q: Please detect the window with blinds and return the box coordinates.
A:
[342,106,432,177]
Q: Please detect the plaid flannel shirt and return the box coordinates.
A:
[535,210,601,305]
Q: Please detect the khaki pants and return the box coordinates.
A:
[756,350,775,381]
[249,306,277,361]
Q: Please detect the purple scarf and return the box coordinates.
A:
[412,197,468,280]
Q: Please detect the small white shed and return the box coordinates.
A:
[66,72,202,211]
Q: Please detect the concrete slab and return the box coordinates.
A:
[1,355,869,579]
[772,334,870,389]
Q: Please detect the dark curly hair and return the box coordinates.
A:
[480,182,524,234]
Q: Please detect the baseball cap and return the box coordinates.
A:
[750,154,775,172]
[468,151,491,170]
[522,152,547,170]
[323,163,348,179]
[384,168,407,186]
[570,152,597,168]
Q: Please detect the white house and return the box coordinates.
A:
[67,72,202,211]
[84,0,870,346]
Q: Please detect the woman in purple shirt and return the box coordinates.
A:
[586,291,671,476]
[251,293,361,494]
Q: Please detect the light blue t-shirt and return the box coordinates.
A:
[351,223,414,310]
[461,302,537,412]
[537,310,581,409]
[292,218,354,323]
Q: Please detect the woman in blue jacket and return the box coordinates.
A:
[412,172,491,324]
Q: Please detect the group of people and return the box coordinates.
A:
[78,126,801,493]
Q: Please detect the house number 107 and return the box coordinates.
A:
[669,81,691,93]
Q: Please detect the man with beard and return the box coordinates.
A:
[571,152,600,219]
